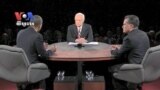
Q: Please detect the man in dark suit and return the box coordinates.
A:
[16,15,56,90]
[67,12,93,43]
[66,12,94,76]
[110,15,150,90]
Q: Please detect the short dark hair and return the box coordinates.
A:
[30,15,43,27]
[124,15,140,28]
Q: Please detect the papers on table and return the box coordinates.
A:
[68,42,78,45]
[68,42,99,46]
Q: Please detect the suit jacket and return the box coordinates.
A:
[16,27,51,63]
[111,29,150,64]
[67,23,93,42]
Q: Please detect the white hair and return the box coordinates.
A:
[75,12,85,21]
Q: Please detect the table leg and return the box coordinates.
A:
[77,61,83,90]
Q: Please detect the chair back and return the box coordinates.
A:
[0,45,30,83]
[142,45,160,82]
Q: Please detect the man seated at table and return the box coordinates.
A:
[67,12,93,44]
[110,15,150,90]
[16,15,56,90]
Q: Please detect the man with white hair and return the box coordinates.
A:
[67,12,93,44]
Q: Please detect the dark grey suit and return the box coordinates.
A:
[110,29,150,90]
[16,27,51,63]
[67,23,93,42]
[112,29,150,64]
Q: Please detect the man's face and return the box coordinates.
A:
[75,15,84,27]
[122,19,132,34]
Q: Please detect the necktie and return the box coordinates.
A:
[78,27,81,38]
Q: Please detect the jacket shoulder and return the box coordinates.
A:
[83,23,91,27]
[68,24,75,28]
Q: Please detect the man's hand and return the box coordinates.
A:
[43,42,48,49]
[50,44,56,52]
[75,38,87,44]
[47,44,56,52]
[111,45,120,50]
[111,45,119,55]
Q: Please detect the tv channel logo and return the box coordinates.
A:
[15,12,34,27]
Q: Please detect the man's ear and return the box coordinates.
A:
[37,25,41,32]
[130,24,135,28]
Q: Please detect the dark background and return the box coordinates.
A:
[0,1,160,90]
[0,0,160,33]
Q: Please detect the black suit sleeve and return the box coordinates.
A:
[111,36,132,57]
[34,34,51,60]
[86,25,93,42]
[67,26,75,42]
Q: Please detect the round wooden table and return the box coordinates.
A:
[48,42,116,90]
[49,42,115,61]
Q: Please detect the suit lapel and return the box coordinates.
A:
[73,25,78,36]
[81,24,85,36]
